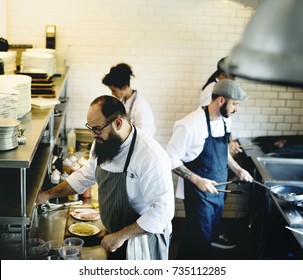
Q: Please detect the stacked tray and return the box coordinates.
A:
[20,72,55,97]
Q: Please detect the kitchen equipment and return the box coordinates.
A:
[222,0,303,87]
[0,118,20,150]
[215,180,245,187]
[217,189,244,195]
[0,38,9,51]
[41,200,83,213]
[215,180,246,194]
[239,142,260,148]
[253,179,303,203]
[285,226,303,236]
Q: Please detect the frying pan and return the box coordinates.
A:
[216,180,303,202]
[253,180,303,203]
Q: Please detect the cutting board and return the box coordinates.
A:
[64,205,107,246]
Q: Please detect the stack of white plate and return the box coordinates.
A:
[21,48,56,77]
[0,118,20,151]
[0,74,32,119]
[0,88,19,119]
[0,51,17,74]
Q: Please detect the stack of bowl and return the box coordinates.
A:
[0,118,20,151]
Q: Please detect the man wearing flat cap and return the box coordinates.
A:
[166,79,252,259]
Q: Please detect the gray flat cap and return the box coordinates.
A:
[212,80,247,101]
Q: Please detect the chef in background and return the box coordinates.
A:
[36,95,174,260]
[200,57,242,157]
[102,63,156,137]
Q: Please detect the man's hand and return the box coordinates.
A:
[35,191,50,207]
[190,174,218,193]
[229,141,243,157]
[101,222,146,253]
[235,168,253,182]
[101,231,125,252]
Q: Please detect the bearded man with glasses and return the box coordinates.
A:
[36,95,174,260]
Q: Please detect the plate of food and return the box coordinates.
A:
[70,208,100,221]
[69,222,101,237]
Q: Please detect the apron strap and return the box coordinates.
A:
[123,126,137,172]
[204,106,227,135]
[127,90,138,120]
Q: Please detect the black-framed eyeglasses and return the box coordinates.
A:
[85,118,115,135]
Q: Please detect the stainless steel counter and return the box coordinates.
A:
[31,202,107,260]
[238,137,303,251]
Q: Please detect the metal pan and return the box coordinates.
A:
[253,180,303,203]
[217,180,303,202]
[270,185,303,202]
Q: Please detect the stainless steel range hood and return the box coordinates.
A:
[222,0,303,87]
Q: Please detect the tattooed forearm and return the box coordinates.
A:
[173,165,193,181]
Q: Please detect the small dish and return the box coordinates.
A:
[68,222,101,237]
[70,208,100,221]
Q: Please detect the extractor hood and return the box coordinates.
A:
[222,0,303,87]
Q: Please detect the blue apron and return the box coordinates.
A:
[177,106,230,259]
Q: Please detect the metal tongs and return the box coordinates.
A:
[215,180,246,194]
[41,200,83,213]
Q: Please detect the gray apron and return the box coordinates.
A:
[95,126,170,260]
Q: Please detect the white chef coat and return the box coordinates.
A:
[67,127,174,234]
[166,106,232,199]
[123,91,156,137]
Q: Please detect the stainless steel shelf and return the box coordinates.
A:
[0,69,69,259]
[0,72,68,169]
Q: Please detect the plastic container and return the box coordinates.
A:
[69,154,78,164]
[63,237,84,255]
[62,157,72,175]
[70,161,80,173]
[58,246,79,260]
[50,171,60,186]
[60,171,69,182]
[68,194,79,201]
[91,183,99,208]
[67,129,76,153]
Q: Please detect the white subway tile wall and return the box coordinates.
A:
[4,0,303,218]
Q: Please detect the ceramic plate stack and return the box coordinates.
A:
[0,74,32,119]
[0,118,20,151]
[0,51,17,74]
[0,87,19,119]
[21,48,56,77]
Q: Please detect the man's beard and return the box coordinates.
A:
[220,101,229,118]
[93,130,123,165]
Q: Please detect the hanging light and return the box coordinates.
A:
[222,0,303,87]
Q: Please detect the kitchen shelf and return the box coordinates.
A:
[0,68,69,259]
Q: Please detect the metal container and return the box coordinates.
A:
[0,118,20,150]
